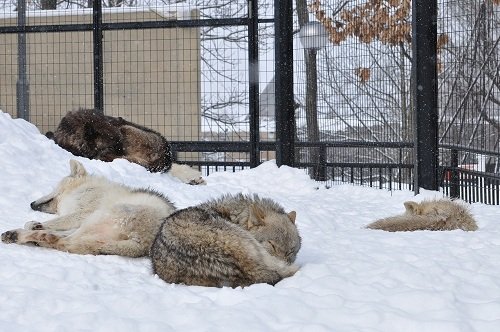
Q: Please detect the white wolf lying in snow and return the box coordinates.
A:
[366,198,478,232]
[1,160,176,257]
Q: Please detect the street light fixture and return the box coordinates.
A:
[299,21,328,50]
[298,21,328,181]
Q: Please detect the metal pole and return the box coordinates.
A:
[248,0,260,168]
[16,0,30,120]
[412,0,438,193]
[304,48,323,180]
[93,0,104,112]
[274,0,294,167]
[450,149,459,198]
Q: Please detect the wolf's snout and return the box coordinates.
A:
[30,201,46,211]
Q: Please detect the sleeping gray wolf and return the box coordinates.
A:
[1,160,176,257]
[150,194,301,287]
[366,198,478,232]
[46,108,204,185]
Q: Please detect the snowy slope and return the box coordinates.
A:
[0,110,499,332]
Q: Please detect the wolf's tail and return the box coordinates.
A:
[366,214,447,232]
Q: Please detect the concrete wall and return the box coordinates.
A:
[0,8,201,143]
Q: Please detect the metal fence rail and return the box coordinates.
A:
[440,144,500,205]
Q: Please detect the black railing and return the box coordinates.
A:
[440,144,500,205]
[172,140,414,190]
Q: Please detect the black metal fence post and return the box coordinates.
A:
[412,0,438,193]
[274,0,294,167]
[450,148,459,198]
[248,0,260,168]
[93,0,104,112]
[318,143,326,181]
[16,0,30,120]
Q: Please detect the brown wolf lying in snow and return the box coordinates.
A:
[150,194,301,287]
[366,198,478,232]
[47,108,204,185]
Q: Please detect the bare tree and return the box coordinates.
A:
[304,0,415,182]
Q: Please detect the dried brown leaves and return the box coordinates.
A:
[310,0,411,46]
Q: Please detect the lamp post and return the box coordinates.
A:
[299,21,327,180]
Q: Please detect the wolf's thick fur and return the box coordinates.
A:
[200,194,301,264]
[48,109,204,184]
[366,198,478,232]
[1,160,176,257]
[150,194,301,287]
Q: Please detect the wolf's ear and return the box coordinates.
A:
[403,201,419,214]
[248,204,265,229]
[69,159,88,177]
[287,211,297,224]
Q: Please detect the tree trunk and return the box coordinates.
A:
[296,0,323,180]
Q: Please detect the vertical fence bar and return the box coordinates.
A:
[93,0,104,112]
[412,0,438,193]
[450,149,459,198]
[16,0,30,120]
[274,0,294,167]
[318,143,326,181]
[248,0,260,168]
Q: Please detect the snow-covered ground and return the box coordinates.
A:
[1,110,499,332]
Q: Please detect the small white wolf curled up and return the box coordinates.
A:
[150,194,302,288]
[366,198,478,232]
[1,160,176,257]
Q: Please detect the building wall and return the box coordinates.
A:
[0,8,201,143]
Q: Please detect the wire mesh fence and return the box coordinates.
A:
[0,0,499,203]
[438,0,500,203]
[294,0,415,190]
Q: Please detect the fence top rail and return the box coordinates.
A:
[171,141,414,152]
[297,162,414,168]
[440,144,500,158]
[0,17,259,34]
[295,141,413,149]
[441,166,500,180]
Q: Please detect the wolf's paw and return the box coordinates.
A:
[1,230,19,244]
[188,177,206,186]
[168,163,206,185]
[24,221,44,230]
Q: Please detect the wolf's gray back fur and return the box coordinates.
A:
[1,160,176,257]
[199,193,301,263]
[150,194,301,287]
[366,198,478,232]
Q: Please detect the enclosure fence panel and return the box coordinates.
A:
[0,0,266,174]
[295,0,416,190]
[1,0,499,204]
[437,0,500,204]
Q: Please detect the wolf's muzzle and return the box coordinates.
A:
[30,201,45,211]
